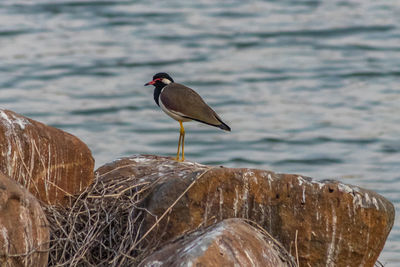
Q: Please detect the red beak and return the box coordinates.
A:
[144,80,155,86]
[144,78,161,86]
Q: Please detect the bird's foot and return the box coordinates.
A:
[174,156,184,162]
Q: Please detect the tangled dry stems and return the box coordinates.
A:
[44,170,159,266]
[43,165,214,266]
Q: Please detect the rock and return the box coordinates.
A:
[139,218,296,267]
[0,109,94,205]
[96,155,395,267]
[0,172,49,266]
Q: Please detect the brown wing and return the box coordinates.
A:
[160,83,223,127]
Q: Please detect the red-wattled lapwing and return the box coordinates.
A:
[145,72,231,161]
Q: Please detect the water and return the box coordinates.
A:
[1,0,399,264]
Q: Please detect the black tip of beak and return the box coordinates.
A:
[144,82,150,86]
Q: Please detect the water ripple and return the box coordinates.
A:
[274,157,344,166]
[245,25,395,39]
[256,137,379,146]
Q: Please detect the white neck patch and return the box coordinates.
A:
[162,78,172,84]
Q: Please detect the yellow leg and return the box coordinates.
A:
[176,130,182,161]
[178,121,185,162]
[181,123,185,162]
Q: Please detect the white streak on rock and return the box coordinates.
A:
[353,194,364,209]
[0,111,12,125]
[0,109,30,130]
[378,198,387,211]
[19,207,32,253]
[13,116,28,130]
[219,188,223,220]
[0,226,9,251]
[129,157,154,163]
[244,170,255,177]
[337,183,354,194]
[326,205,337,267]
[372,197,379,210]
[364,193,371,206]
[337,183,381,211]
[0,109,12,126]
[317,182,325,189]
[7,143,11,158]
[181,161,207,168]
[233,187,239,217]
[242,172,249,218]
[268,180,273,191]
[297,176,325,189]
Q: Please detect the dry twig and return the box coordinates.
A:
[44,166,213,266]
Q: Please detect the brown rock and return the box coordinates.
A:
[0,172,49,266]
[0,109,94,205]
[139,218,296,267]
[96,155,395,267]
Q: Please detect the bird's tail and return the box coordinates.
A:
[218,121,231,131]
[214,113,231,131]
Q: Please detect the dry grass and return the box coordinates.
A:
[44,171,156,266]
[43,165,214,266]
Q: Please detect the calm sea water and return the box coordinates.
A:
[1,0,399,264]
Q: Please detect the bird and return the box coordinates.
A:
[144,72,231,162]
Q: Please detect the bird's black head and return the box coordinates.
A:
[144,72,174,87]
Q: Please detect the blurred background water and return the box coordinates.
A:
[0,0,399,264]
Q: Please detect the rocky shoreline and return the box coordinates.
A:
[0,109,395,266]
